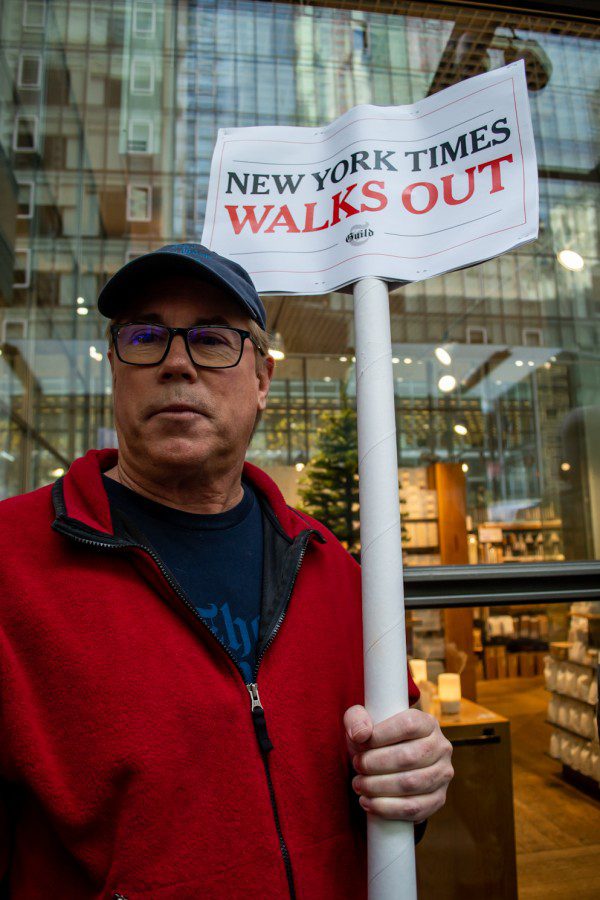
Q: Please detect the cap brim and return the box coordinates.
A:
[97,251,259,322]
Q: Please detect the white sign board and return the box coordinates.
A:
[202,61,537,294]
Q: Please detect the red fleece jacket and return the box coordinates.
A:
[0,449,418,898]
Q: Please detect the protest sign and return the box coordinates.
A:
[202,60,537,293]
[203,60,538,900]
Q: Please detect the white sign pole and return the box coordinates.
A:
[353,276,417,900]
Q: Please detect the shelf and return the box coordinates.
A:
[548,657,599,673]
[545,688,597,709]
[500,555,565,563]
[546,721,599,744]
[561,764,600,798]
[480,520,562,530]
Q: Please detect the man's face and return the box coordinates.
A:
[107,272,273,477]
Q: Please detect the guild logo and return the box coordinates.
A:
[345,222,374,245]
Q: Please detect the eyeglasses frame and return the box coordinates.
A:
[110,321,266,369]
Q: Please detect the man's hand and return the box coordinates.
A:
[344,705,454,822]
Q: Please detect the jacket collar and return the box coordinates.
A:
[52,448,318,543]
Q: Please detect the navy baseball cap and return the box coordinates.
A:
[97,242,267,330]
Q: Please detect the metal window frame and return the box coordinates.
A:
[127,117,153,154]
[404,561,600,609]
[22,0,46,29]
[17,52,42,89]
[16,180,34,219]
[126,183,152,222]
[133,0,156,36]
[12,114,39,152]
[12,249,31,289]
[130,58,155,95]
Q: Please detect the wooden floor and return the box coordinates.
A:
[477,677,600,900]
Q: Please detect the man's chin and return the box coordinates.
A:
[144,437,217,468]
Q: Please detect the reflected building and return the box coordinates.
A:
[0,0,599,565]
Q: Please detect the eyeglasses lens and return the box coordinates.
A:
[117,324,242,367]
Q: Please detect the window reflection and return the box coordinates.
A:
[0,0,598,564]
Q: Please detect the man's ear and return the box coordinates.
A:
[257,355,274,411]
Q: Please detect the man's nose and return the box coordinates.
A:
[158,333,198,380]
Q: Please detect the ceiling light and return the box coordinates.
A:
[295,462,305,472]
[544,362,551,369]
[50,467,65,477]
[403,357,412,365]
[76,296,85,305]
[560,462,571,472]
[351,355,356,363]
[77,307,89,316]
[324,376,331,383]
[454,424,468,436]
[435,347,452,366]
[438,374,456,393]
[527,360,535,367]
[495,380,502,385]
[515,359,524,367]
[461,463,469,473]
[392,357,400,364]
[550,356,557,362]
[339,356,347,362]
[270,348,284,361]
[557,249,584,272]
[89,346,103,361]
[0,450,15,462]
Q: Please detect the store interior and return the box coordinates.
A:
[409,599,600,899]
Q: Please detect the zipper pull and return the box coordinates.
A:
[247,682,274,753]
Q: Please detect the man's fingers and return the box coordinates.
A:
[358,786,449,822]
[367,708,436,750]
[353,733,442,775]
[344,705,374,755]
[352,759,454,798]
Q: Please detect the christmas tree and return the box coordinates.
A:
[298,405,408,559]
[298,407,360,554]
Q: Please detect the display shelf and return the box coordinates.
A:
[546,721,599,745]
[501,555,565,563]
[480,520,562,530]
[545,688,597,709]
[562,764,600,802]
[548,656,598,673]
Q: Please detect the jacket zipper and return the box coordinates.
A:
[54,520,314,900]
[243,534,312,900]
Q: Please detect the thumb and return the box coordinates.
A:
[344,705,373,754]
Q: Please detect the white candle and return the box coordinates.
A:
[409,658,428,685]
[438,673,461,715]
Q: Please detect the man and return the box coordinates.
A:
[0,244,453,898]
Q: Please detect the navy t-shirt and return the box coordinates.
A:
[102,475,263,683]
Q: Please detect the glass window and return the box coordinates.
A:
[130,58,154,94]
[16,181,34,218]
[13,250,31,288]
[12,115,39,152]
[133,1,156,36]
[22,0,46,29]
[126,184,152,221]
[127,119,153,154]
[17,53,42,89]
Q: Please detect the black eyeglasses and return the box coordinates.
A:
[110,322,265,369]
